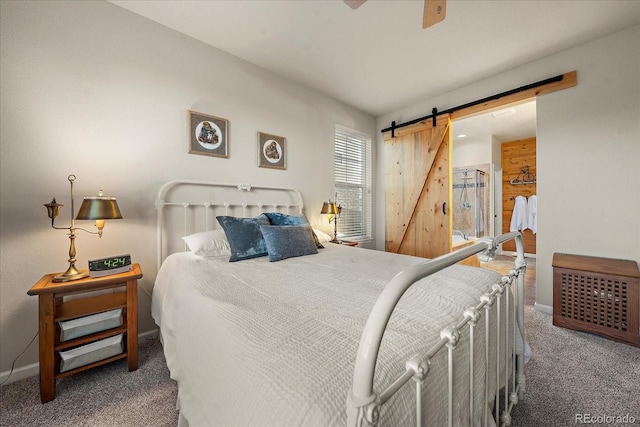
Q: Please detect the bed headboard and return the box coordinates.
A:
[155,180,304,270]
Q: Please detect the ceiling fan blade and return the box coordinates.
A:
[344,0,367,10]
[423,0,446,29]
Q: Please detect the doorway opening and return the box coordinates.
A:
[451,99,536,246]
[451,99,537,302]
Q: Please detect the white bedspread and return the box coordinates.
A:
[152,244,506,427]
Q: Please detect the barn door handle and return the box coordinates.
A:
[443,202,447,215]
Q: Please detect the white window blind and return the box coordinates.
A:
[334,125,372,241]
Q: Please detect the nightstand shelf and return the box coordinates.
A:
[55,353,128,380]
[28,264,142,403]
[55,292,127,321]
[55,326,128,351]
[333,240,358,247]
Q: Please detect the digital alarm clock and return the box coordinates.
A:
[88,254,132,278]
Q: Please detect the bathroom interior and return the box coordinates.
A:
[451,100,537,253]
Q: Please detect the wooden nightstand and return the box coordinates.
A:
[27,264,143,403]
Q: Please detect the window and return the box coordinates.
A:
[334,125,372,242]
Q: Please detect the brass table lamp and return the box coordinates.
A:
[320,200,341,243]
[44,174,122,282]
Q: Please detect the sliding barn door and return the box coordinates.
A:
[384,116,452,258]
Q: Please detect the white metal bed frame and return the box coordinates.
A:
[155,179,304,270]
[347,232,527,427]
[155,180,526,427]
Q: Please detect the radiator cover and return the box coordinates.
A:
[553,253,639,347]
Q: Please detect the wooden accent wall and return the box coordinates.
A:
[502,138,536,254]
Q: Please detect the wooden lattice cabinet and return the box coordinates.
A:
[553,253,639,347]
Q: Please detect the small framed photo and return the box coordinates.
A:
[189,110,229,158]
[258,132,286,170]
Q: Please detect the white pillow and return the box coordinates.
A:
[182,229,231,257]
[312,228,332,243]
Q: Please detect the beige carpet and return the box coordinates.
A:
[482,256,640,427]
[0,338,179,427]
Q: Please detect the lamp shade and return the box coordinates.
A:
[76,197,123,220]
[320,201,338,215]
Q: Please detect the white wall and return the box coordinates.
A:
[376,25,640,310]
[0,0,375,376]
[452,136,492,168]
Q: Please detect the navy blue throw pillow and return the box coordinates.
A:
[259,224,318,262]
[216,215,270,262]
[263,212,324,248]
[263,212,307,226]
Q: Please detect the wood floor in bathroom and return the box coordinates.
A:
[481,255,536,306]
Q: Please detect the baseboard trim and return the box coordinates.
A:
[139,329,159,341]
[0,329,159,385]
[0,362,40,385]
[534,303,553,314]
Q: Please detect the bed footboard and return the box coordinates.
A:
[347,232,526,427]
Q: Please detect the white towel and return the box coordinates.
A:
[510,195,528,232]
[527,195,537,234]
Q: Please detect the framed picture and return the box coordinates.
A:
[188,110,229,158]
[258,132,286,170]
